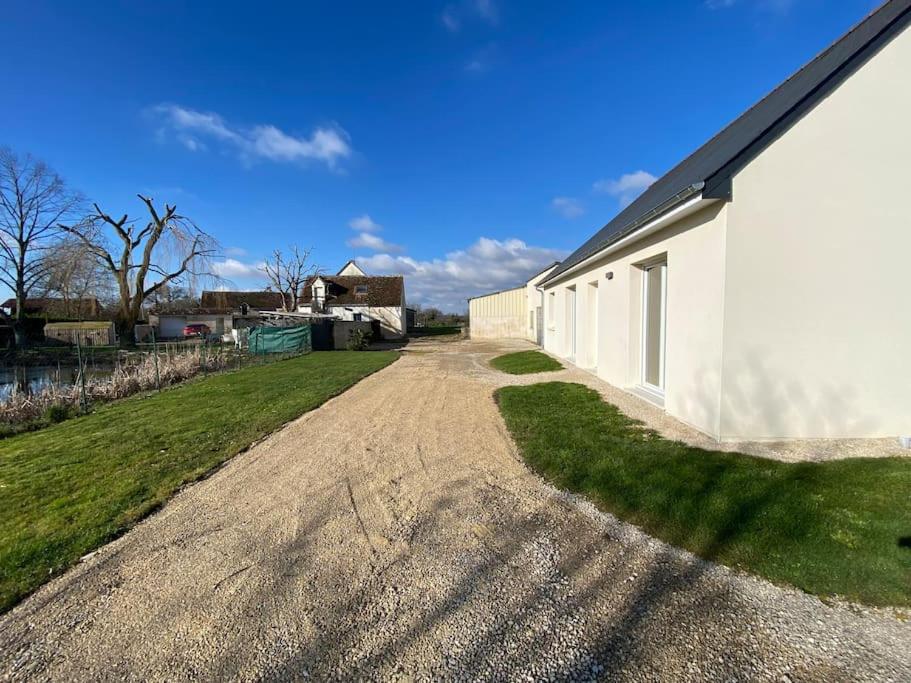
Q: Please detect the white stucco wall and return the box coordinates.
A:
[543,203,729,437]
[153,313,232,339]
[525,265,558,344]
[720,24,911,439]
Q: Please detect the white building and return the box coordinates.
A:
[540,1,911,441]
[301,261,407,339]
[149,291,286,339]
[468,263,559,343]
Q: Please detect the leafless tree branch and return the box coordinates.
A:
[59,195,219,344]
[259,246,319,312]
[0,147,84,341]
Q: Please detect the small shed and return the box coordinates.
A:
[44,321,117,346]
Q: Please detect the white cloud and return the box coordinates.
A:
[348,214,382,233]
[593,170,657,208]
[441,0,498,32]
[152,104,352,169]
[551,196,584,219]
[441,5,461,31]
[212,258,263,280]
[347,232,403,253]
[224,246,248,257]
[358,237,566,312]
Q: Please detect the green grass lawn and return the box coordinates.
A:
[490,350,563,375]
[0,351,397,613]
[496,382,911,607]
[409,326,462,337]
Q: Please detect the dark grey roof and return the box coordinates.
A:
[527,261,561,282]
[543,0,911,285]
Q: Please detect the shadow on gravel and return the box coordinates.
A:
[249,465,808,681]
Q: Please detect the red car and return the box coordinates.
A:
[182,323,211,338]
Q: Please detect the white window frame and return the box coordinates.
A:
[640,262,667,396]
[566,286,576,361]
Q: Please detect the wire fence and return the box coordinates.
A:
[0,326,312,426]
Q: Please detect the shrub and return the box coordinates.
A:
[346,328,372,351]
[43,404,72,424]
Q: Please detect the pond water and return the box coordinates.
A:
[0,365,114,402]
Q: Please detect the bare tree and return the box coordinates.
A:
[146,282,198,313]
[60,195,218,345]
[37,237,116,317]
[259,246,318,312]
[0,148,83,343]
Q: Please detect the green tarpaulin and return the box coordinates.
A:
[248,325,312,355]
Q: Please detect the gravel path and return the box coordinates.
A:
[1,337,909,682]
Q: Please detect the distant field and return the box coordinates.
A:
[409,326,462,337]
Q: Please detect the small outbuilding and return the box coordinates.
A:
[44,321,117,347]
[468,262,559,344]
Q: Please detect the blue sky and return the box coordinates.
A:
[1,0,879,311]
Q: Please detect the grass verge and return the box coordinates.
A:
[495,381,911,607]
[490,350,563,375]
[409,326,462,337]
[0,350,397,613]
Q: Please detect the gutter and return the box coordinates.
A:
[541,182,706,287]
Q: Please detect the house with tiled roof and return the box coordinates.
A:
[300,262,406,339]
[199,290,285,312]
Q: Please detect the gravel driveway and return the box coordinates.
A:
[1,337,909,682]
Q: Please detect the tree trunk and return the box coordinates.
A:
[116,314,137,347]
[13,281,27,348]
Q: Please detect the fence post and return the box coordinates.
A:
[75,336,88,413]
[203,339,208,377]
[151,328,161,391]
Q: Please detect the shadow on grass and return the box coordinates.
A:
[494,382,911,608]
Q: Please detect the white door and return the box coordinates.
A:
[641,263,667,393]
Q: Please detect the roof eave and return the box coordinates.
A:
[541,183,709,287]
